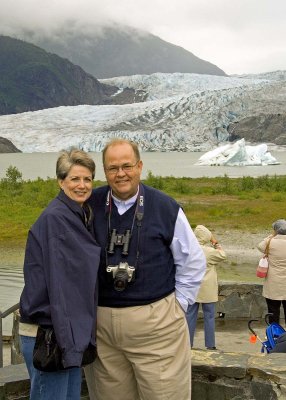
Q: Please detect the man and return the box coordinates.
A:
[85,139,206,400]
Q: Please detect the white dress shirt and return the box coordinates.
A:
[112,191,206,312]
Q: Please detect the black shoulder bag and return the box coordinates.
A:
[33,326,97,372]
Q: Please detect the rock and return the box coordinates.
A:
[0,137,21,153]
[228,113,286,145]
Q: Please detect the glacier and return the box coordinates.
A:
[196,139,280,166]
[0,71,285,153]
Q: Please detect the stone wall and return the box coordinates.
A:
[0,364,89,400]
[216,281,267,319]
[192,349,286,399]
[2,350,286,400]
[5,282,280,400]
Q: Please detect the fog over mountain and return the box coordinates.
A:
[1,0,285,75]
[0,71,285,153]
[16,24,226,78]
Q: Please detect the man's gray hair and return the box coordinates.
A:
[272,219,286,235]
[102,139,140,166]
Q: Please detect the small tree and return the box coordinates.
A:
[0,165,23,192]
[5,165,23,185]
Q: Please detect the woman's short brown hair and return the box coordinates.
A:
[56,149,96,180]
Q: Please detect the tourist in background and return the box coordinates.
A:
[84,138,206,400]
[186,225,226,350]
[257,219,286,325]
[19,149,101,400]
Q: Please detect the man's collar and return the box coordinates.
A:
[111,188,139,207]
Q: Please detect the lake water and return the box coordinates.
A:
[1,150,286,335]
[1,150,286,180]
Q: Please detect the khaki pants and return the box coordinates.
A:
[84,293,191,400]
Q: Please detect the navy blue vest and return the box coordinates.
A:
[89,184,180,307]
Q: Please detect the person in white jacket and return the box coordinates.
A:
[257,219,286,325]
[186,225,226,350]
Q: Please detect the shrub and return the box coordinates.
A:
[0,165,23,194]
[144,171,165,190]
[239,176,255,191]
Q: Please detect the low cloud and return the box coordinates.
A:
[0,0,285,74]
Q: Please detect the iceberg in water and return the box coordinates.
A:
[196,139,280,166]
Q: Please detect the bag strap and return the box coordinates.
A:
[264,237,273,257]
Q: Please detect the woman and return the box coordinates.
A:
[19,149,101,400]
[257,219,286,325]
[186,225,226,350]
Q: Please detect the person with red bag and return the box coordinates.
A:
[257,219,286,325]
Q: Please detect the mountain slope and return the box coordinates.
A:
[0,35,118,115]
[22,25,226,78]
[0,137,21,153]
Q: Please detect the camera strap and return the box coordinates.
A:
[105,184,144,268]
[82,203,93,232]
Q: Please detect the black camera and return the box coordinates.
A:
[106,262,135,292]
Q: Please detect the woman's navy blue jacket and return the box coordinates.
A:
[20,190,101,368]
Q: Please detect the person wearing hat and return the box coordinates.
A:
[257,219,286,325]
[186,225,226,350]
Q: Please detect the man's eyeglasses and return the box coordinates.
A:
[105,160,140,175]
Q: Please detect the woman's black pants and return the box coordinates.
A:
[265,298,286,325]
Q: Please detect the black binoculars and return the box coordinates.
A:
[108,229,131,255]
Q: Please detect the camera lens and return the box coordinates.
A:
[114,270,129,292]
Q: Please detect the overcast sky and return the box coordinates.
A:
[1,0,285,75]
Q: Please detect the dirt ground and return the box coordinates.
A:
[212,228,268,262]
[208,228,270,282]
[193,318,267,354]
[1,229,269,281]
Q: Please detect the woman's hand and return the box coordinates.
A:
[210,235,221,249]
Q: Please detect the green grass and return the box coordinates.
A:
[2,166,286,282]
[1,167,286,247]
[144,171,286,232]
